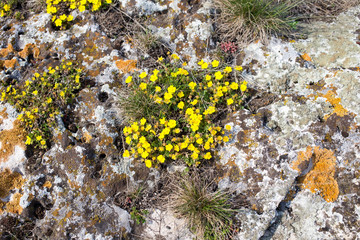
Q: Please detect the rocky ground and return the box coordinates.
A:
[0,0,359,239]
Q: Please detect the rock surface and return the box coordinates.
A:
[0,1,359,240]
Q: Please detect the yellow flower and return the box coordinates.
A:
[25,136,32,145]
[34,73,40,78]
[139,82,147,90]
[41,140,46,145]
[191,152,198,160]
[60,14,67,21]
[165,144,173,151]
[212,60,219,68]
[123,150,130,157]
[188,82,197,90]
[4,4,10,11]
[235,66,243,71]
[106,0,112,3]
[190,99,198,105]
[224,66,232,73]
[205,75,211,81]
[214,71,223,80]
[157,155,165,163]
[164,92,172,100]
[141,151,149,159]
[0,10,4,17]
[60,91,65,97]
[204,152,212,159]
[223,136,229,142]
[201,62,208,69]
[230,82,238,90]
[177,91,184,98]
[227,98,234,105]
[67,15,74,21]
[240,84,247,92]
[167,85,176,94]
[171,53,179,60]
[32,90,38,95]
[168,119,177,128]
[198,59,204,65]
[79,5,86,12]
[150,74,158,82]
[225,124,232,131]
[207,81,213,87]
[155,86,161,92]
[177,101,184,109]
[145,159,152,168]
[139,72,147,79]
[140,118,146,125]
[55,19,62,27]
[157,56,164,62]
[125,76,132,83]
[157,118,165,126]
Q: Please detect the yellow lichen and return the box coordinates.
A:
[292,146,339,202]
[321,90,348,119]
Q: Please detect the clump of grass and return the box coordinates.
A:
[0,61,83,149]
[120,54,248,167]
[171,172,237,240]
[214,0,299,44]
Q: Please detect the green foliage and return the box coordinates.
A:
[0,61,83,149]
[172,174,236,240]
[130,207,149,225]
[215,0,299,44]
[120,55,248,167]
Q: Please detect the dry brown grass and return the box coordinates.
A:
[288,0,360,19]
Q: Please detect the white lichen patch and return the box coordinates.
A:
[142,208,194,240]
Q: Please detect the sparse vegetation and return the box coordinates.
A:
[0,61,83,149]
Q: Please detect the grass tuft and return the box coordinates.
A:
[171,172,237,240]
[214,0,299,45]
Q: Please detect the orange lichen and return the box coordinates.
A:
[43,181,52,188]
[0,169,25,198]
[0,44,14,58]
[321,90,348,119]
[115,59,137,73]
[301,53,312,62]
[3,59,18,69]
[18,43,40,59]
[4,193,23,214]
[292,146,339,202]
[0,119,26,163]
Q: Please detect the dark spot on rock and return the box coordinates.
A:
[341,131,349,138]
[98,91,108,102]
[99,153,106,160]
[26,200,46,219]
[68,123,78,133]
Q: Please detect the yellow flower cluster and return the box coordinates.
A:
[121,55,247,167]
[1,61,82,149]
[46,0,112,29]
[0,3,11,17]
